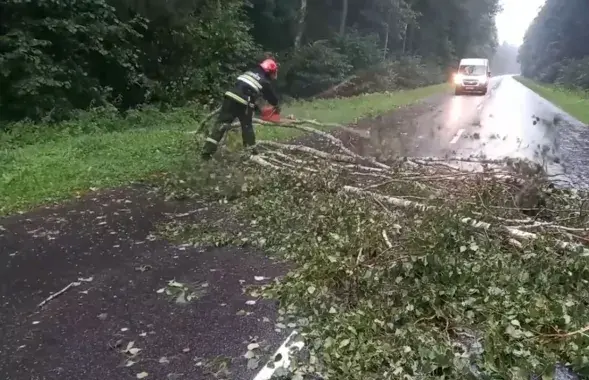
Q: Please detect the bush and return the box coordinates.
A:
[144,1,262,106]
[0,103,204,149]
[0,0,145,122]
[280,40,354,98]
[330,30,382,70]
[278,36,446,99]
[0,0,259,123]
[386,56,445,88]
[555,57,589,90]
[535,62,562,83]
[314,56,446,99]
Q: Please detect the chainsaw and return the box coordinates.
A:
[258,105,283,123]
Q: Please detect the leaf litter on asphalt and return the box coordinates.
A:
[115,340,143,368]
[155,127,589,379]
[156,279,208,304]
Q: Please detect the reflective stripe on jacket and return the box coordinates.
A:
[237,72,263,93]
[224,91,255,107]
[226,66,279,107]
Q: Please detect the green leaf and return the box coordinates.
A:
[247,358,259,370]
[339,339,350,348]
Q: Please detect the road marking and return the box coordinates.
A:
[252,330,304,380]
[449,129,465,144]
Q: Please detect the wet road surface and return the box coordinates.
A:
[0,187,290,380]
[368,75,589,187]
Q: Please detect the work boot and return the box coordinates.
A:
[244,144,259,155]
[201,137,220,160]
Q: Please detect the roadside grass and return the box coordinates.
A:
[514,76,589,123]
[0,83,449,215]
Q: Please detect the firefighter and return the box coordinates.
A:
[201,58,281,160]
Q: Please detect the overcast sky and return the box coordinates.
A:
[495,0,546,46]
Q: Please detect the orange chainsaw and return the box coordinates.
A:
[259,105,282,123]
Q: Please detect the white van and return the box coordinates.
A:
[453,58,491,95]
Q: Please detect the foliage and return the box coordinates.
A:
[280,40,354,98]
[330,30,382,70]
[1,0,500,124]
[314,56,447,98]
[0,104,204,150]
[158,150,589,379]
[519,0,589,89]
[382,56,446,89]
[0,0,145,122]
[113,0,261,106]
[555,58,589,90]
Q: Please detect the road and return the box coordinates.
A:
[0,188,291,380]
[367,75,589,187]
[1,75,588,380]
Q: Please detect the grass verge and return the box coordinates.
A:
[514,76,589,123]
[0,83,448,216]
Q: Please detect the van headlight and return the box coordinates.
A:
[453,74,463,84]
[479,75,488,83]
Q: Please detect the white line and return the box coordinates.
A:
[449,129,465,144]
[252,330,305,380]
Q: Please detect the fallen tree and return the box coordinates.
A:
[160,116,589,379]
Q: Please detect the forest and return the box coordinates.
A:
[0,0,501,125]
[518,0,589,90]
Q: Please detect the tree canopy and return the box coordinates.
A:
[518,0,589,89]
[0,0,501,123]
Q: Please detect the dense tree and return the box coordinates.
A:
[0,0,145,121]
[0,0,501,123]
[519,0,589,89]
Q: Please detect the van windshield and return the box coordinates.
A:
[458,65,487,76]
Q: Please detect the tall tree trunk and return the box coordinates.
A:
[294,0,307,50]
[402,23,409,53]
[383,22,389,60]
[339,0,348,35]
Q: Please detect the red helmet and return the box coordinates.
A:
[260,59,278,77]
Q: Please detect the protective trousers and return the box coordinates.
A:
[202,96,256,158]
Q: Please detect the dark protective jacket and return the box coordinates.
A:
[224,66,279,108]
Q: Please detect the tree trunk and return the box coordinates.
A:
[294,0,307,49]
[402,23,409,53]
[383,22,389,60]
[339,0,348,35]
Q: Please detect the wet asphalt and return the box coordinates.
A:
[387,75,589,186]
[2,75,588,380]
[0,187,289,380]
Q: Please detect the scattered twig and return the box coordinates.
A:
[195,106,221,134]
[540,324,589,339]
[38,281,81,308]
[382,230,393,248]
[258,140,390,169]
[234,117,589,257]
